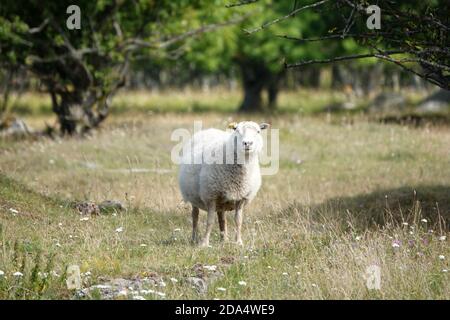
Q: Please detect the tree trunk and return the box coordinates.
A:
[239,62,266,112]
[50,89,110,135]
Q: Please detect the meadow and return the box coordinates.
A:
[0,89,449,299]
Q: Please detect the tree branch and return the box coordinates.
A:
[244,0,329,34]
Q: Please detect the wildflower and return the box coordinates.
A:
[439,255,445,260]
[238,281,247,286]
[159,281,167,287]
[50,271,59,277]
[421,219,428,223]
[140,289,154,295]
[203,265,217,272]
[84,271,92,277]
[0,270,4,276]
[133,295,146,300]
[173,228,181,232]
[117,290,128,297]
[55,242,62,248]
[282,272,288,276]
[311,283,318,288]
[13,272,23,277]
[9,208,18,214]
[155,291,166,297]
[439,236,446,241]
[115,227,124,233]
[140,244,147,247]
[267,266,272,269]
[80,217,89,221]
[170,278,178,283]
[58,223,63,226]
[442,269,448,273]
[216,287,226,292]
[355,236,361,241]
[392,240,401,248]
[402,222,408,226]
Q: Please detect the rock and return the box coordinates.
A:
[186,277,208,295]
[368,92,405,112]
[75,202,100,215]
[0,118,31,137]
[417,89,450,113]
[78,276,165,300]
[99,200,126,213]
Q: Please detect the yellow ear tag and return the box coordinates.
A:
[227,122,238,129]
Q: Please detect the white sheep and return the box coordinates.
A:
[179,121,269,247]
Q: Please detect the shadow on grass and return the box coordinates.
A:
[281,185,450,231]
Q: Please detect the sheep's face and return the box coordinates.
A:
[231,121,270,155]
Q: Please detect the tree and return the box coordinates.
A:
[0,0,240,134]
[240,0,450,90]
[183,0,365,112]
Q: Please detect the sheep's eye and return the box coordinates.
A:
[257,130,261,134]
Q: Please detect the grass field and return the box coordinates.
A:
[0,90,449,299]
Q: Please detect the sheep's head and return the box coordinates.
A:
[228,121,270,155]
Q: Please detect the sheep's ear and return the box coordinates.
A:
[228,122,238,130]
[259,123,270,130]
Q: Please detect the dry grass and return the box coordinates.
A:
[0,91,449,299]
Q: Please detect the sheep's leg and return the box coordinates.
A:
[191,206,200,244]
[217,211,228,242]
[234,201,245,246]
[200,203,215,247]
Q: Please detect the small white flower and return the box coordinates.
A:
[0,270,5,276]
[155,291,166,297]
[203,265,217,272]
[216,287,226,292]
[170,278,178,283]
[439,255,445,260]
[421,219,428,223]
[9,208,19,214]
[311,283,318,288]
[409,231,414,235]
[355,236,361,241]
[117,290,128,297]
[13,272,23,277]
[439,236,446,241]
[282,272,288,276]
[140,289,154,295]
[267,266,272,269]
[402,222,408,226]
[173,228,181,232]
[238,281,247,286]
[392,242,400,248]
[115,227,124,233]
[442,269,448,273]
[133,295,146,300]
[84,271,92,277]
[50,271,59,277]
[296,272,301,275]
[140,244,147,247]
[55,242,62,248]
[58,223,63,226]
[80,217,89,221]
[159,281,166,287]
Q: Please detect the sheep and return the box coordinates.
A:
[178,121,269,247]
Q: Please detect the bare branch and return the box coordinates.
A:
[244,0,329,34]
[285,50,405,68]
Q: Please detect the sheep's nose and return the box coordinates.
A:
[243,141,253,147]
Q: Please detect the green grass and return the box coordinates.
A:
[0,91,449,300]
